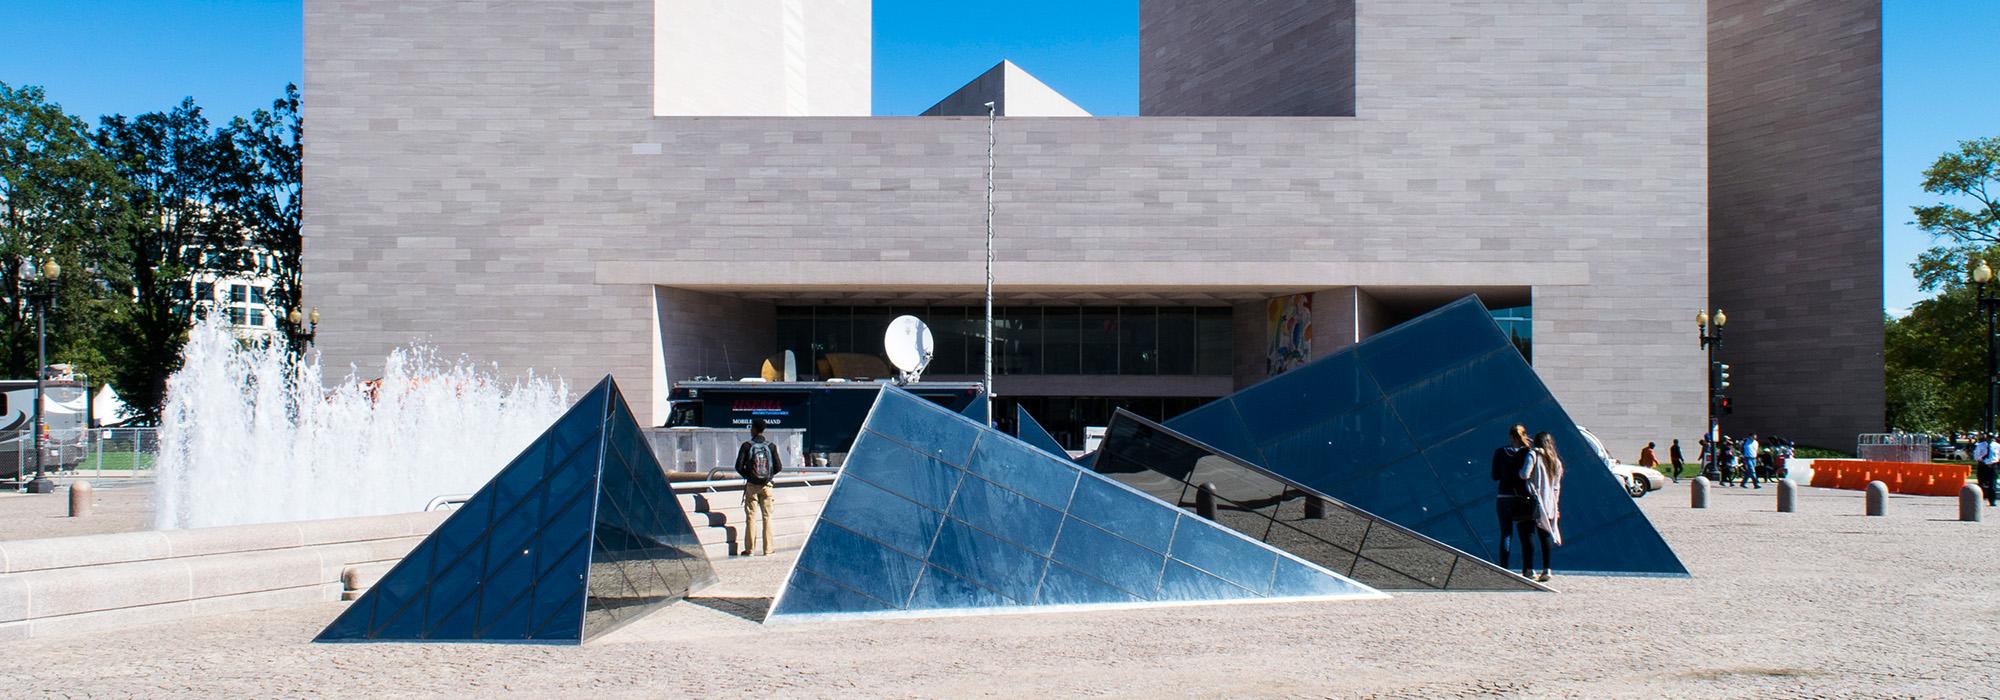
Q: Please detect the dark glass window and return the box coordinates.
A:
[1079,307,1118,374]
[1042,307,1080,374]
[1001,307,1042,375]
[1157,307,1197,375]
[812,306,853,366]
[775,307,815,377]
[930,306,968,375]
[1196,307,1233,376]
[1118,307,1158,376]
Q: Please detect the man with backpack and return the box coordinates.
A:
[734,418,784,556]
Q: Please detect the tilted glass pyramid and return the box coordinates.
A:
[1096,410,1546,591]
[1165,297,1687,577]
[767,388,1384,622]
[316,376,716,644]
[1012,404,1069,460]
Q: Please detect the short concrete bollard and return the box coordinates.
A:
[1304,494,1327,520]
[67,481,92,517]
[1776,478,1797,513]
[1865,480,1888,516]
[1963,484,1984,522]
[1196,482,1218,521]
[1690,476,1709,509]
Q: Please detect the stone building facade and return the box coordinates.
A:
[302,0,1879,454]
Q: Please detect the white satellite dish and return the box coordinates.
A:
[884,315,935,384]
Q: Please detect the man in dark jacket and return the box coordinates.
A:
[734,418,784,556]
[1491,424,1536,578]
[1669,439,1685,482]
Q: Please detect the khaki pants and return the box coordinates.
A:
[742,482,775,555]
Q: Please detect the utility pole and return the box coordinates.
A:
[983,101,996,426]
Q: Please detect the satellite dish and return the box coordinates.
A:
[884,315,935,384]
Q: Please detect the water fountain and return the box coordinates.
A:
[153,314,570,530]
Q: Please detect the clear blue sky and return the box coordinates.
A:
[1,0,1992,314]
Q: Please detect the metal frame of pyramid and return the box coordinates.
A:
[315,376,716,644]
[765,387,1384,623]
[1164,296,1687,576]
[1096,409,1548,591]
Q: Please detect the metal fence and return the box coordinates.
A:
[1856,432,1930,464]
[2,427,158,484]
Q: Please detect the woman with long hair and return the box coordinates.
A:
[1490,424,1538,579]
[1527,431,1565,582]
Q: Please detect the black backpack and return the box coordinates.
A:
[746,440,774,482]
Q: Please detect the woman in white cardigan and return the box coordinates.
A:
[1525,432,1565,582]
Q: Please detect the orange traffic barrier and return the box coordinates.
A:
[1807,460,1967,496]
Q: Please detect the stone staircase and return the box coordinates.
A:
[337,479,834,601]
[677,479,832,559]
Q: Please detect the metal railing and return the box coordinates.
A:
[1857,432,1931,464]
[1,427,158,484]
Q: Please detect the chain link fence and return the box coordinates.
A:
[1,427,157,484]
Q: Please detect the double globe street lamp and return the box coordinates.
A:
[1697,308,1729,477]
[22,259,61,494]
[1973,260,1998,436]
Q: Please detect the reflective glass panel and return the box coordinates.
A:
[768,388,1380,621]
[317,377,717,644]
[1097,410,1545,592]
[1166,296,1688,578]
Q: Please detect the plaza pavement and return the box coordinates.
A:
[0,481,1994,698]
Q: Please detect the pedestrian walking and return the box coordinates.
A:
[1639,442,1660,474]
[1491,424,1539,579]
[1669,439,1686,482]
[1528,431,1565,582]
[1975,433,2000,507]
[1739,433,1763,488]
[734,418,784,555]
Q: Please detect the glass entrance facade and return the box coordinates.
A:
[775,305,1235,378]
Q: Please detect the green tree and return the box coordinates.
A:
[95,98,249,422]
[1895,136,2000,433]
[0,82,131,386]
[221,84,302,336]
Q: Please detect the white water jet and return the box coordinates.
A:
[154,314,570,530]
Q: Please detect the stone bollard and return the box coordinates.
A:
[1963,484,1984,523]
[1690,476,1709,509]
[67,481,92,517]
[1865,480,1888,516]
[1196,482,1218,521]
[1776,478,1797,513]
[1304,495,1327,520]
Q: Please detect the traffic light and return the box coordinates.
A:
[1718,363,1731,390]
[1718,396,1734,415]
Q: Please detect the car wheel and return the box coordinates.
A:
[1628,478,1646,498]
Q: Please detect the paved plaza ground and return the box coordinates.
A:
[1,481,1995,698]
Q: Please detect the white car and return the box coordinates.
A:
[1576,426,1666,498]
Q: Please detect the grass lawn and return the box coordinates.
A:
[73,450,156,472]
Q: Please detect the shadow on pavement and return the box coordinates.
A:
[689,596,772,623]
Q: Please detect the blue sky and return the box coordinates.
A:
[1,1,1993,314]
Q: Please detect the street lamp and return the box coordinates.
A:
[982,100,996,426]
[22,259,60,494]
[1697,308,1728,478]
[284,306,320,350]
[1974,260,1997,436]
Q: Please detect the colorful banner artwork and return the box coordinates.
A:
[1266,294,1312,375]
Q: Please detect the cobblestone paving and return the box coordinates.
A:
[0,477,152,541]
[2,483,1995,698]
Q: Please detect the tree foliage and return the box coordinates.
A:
[0,82,302,423]
[1892,136,2000,433]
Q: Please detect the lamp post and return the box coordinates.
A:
[23,259,60,494]
[1974,260,1997,436]
[982,100,996,426]
[1697,308,1727,477]
[285,306,320,350]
